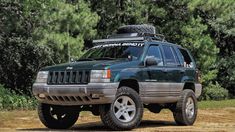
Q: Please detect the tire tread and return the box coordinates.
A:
[173,89,197,125]
[100,87,143,130]
[38,103,78,129]
[117,24,156,34]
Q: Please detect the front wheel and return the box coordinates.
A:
[100,86,143,130]
[173,89,198,125]
[38,103,79,129]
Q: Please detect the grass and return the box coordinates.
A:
[0,85,37,110]
[198,99,235,109]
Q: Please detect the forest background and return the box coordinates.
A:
[0,0,234,109]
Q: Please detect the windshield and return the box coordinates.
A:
[80,43,144,60]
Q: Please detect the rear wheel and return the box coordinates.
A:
[100,86,143,130]
[173,89,197,125]
[38,103,79,129]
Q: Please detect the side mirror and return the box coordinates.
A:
[145,56,158,66]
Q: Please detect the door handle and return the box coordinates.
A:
[180,69,185,74]
[162,69,168,73]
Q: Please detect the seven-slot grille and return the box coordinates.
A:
[47,70,90,85]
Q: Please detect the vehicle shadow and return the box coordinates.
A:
[18,120,176,131]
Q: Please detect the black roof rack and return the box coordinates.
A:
[139,33,165,42]
[93,33,166,44]
[93,37,144,43]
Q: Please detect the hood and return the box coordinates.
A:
[41,59,129,71]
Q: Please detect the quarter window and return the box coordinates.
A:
[179,48,194,68]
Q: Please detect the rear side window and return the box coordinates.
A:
[179,49,194,68]
[162,45,179,66]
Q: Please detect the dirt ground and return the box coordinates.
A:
[0,107,235,132]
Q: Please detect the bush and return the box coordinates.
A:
[201,82,229,101]
[0,84,37,110]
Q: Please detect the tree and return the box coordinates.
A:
[180,17,219,84]
[0,1,51,94]
[188,0,235,95]
[87,0,149,39]
[34,0,99,63]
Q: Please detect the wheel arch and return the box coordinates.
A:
[183,82,195,92]
[118,79,140,94]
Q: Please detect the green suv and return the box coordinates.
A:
[33,25,202,130]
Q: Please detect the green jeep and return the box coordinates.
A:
[33,25,202,130]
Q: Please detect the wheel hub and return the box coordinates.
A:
[49,106,66,120]
[185,97,195,119]
[112,96,136,122]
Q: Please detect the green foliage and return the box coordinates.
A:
[187,0,235,96]
[188,0,235,36]
[180,17,219,84]
[0,1,52,94]
[217,54,235,96]
[0,84,37,110]
[34,0,99,63]
[0,38,51,94]
[201,82,229,101]
[88,0,150,38]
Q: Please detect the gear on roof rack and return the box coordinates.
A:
[93,24,166,44]
[117,24,156,34]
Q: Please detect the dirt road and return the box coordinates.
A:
[0,107,235,131]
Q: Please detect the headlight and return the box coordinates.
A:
[90,69,111,83]
[36,71,49,83]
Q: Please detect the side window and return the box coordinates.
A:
[179,49,194,68]
[162,45,179,66]
[146,45,163,66]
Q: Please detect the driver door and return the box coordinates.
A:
[142,44,169,98]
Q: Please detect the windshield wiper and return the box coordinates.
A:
[94,57,116,60]
[76,58,95,61]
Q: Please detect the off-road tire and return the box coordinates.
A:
[173,89,198,125]
[38,103,78,129]
[100,86,143,130]
[117,24,156,34]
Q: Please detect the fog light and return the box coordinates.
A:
[38,94,46,99]
[91,94,104,99]
[91,94,100,98]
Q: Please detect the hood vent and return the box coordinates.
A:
[47,70,90,85]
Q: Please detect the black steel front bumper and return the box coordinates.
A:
[33,83,118,105]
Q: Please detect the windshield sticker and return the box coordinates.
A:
[93,43,144,48]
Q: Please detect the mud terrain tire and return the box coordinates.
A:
[173,89,198,125]
[38,103,78,129]
[117,24,156,34]
[100,86,143,130]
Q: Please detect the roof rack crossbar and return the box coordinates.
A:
[93,37,144,43]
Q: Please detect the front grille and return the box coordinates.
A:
[47,70,90,85]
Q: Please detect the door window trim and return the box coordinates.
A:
[144,44,164,67]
